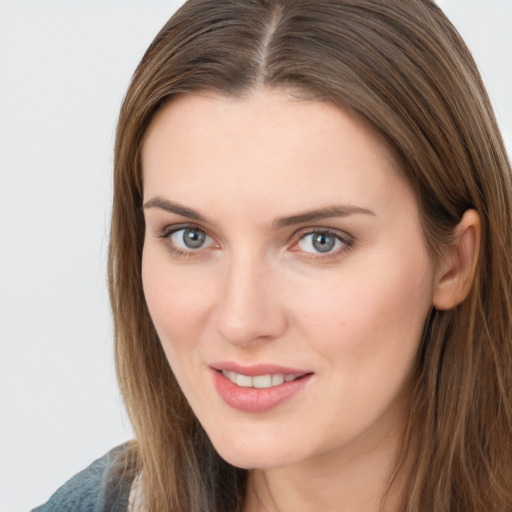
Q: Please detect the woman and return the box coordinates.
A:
[33,0,512,511]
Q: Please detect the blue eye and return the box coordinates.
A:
[169,228,212,250]
[298,231,345,254]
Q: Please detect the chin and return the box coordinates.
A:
[208,432,304,470]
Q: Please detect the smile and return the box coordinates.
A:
[221,370,302,388]
[211,366,313,413]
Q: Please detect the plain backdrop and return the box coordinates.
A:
[0,1,510,511]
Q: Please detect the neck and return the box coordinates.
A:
[243,420,410,512]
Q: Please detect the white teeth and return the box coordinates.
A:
[271,374,285,386]
[236,373,253,387]
[253,375,272,388]
[224,370,237,382]
[221,370,299,388]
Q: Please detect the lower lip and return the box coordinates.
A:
[211,369,312,413]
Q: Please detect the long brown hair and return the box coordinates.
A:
[109,1,512,510]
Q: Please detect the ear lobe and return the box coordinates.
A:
[433,209,481,311]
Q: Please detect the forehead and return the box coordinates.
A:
[141,89,415,222]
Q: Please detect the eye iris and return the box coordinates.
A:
[312,233,335,253]
[183,229,206,249]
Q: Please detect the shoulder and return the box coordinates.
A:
[31,443,136,512]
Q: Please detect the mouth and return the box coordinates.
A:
[219,370,304,389]
[210,363,313,412]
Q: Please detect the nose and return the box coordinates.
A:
[214,254,287,346]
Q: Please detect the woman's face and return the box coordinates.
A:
[141,89,436,470]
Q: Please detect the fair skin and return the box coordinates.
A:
[141,89,480,512]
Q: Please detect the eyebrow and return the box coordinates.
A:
[143,197,376,228]
[273,205,376,228]
[143,197,207,222]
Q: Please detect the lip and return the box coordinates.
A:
[210,361,311,377]
[209,362,313,413]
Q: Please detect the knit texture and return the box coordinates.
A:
[31,444,134,512]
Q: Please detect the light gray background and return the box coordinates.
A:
[0,1,510,511]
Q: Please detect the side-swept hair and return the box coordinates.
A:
[109,1,512,510]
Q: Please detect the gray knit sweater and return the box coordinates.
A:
[31,445,134,512]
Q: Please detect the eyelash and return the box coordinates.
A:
[156,224,354,260]
[292,228,354,261]
[157,224,216,258]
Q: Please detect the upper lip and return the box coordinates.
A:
[210,361,312,377]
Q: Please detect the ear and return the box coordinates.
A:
[433,209,481,311]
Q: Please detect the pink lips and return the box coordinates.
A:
[210,362,313,413]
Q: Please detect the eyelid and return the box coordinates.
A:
[289,227,354,258]
[154,222,354,260]
[159,222,211,239]
[292,226,354,244]
[156,222,218,256]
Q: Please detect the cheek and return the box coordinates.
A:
[290,248,434,367]
[141,250,215,360]
[287,251,434,440]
